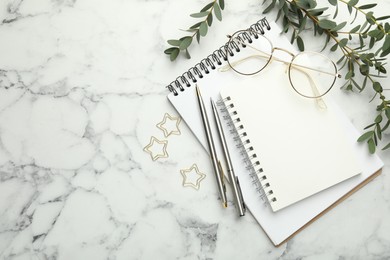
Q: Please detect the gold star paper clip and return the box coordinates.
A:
[156,113,181,138]
[180,164,206,190]
[143,136,169,161]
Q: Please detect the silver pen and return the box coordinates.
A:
[211,98,246,216]
[195,85,228,208]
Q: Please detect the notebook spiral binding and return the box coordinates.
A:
[217,96,277,206]
[166,18,270,96]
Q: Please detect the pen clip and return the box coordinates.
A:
[217,160,227,193]
[235,176,246,213]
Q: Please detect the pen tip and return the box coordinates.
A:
[223,202,228,208]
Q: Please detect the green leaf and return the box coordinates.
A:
[279,0,286,7]
[196,31,200,43]
[363,122,376,130]
[201,3,214,12]
[190,22,202,29]
[298,16,307,33]
[368,138,376,154]
[357,131,374,142]
[219,0,225,10]
[318,19,337,30]
[297,36,304,51]
[366,12,375,25]
[164,47,177,54]
[296,0,317,9]
[207,13,213,26]
[290,30,296,44]
[382,35,390,51]
[358,35,364,49]
[263,0,276,14]
[169,48,180,61]
[167,39,181,47]
[348,0,359,6]
[184,29,198,33]
[351,78,362,91]
[382,142,390,150]
[359,3,377,9]
[368,29,380,38]
[199,21,208,36]
[308,7,328,16]
[362,76,368,90]
[359,21,368,32]
[386,108,390,120]
[330,43,338,51]
[332,21,347,32]
[376,15,390,21]
[190,12,209,18]
[179,37,192,50]
[333,4,339,19]
[385,22,390,32]
[345,70,354,79]
[185,48,191,59]
[369,36,375,48]
[375,114,383,124]
[383,120,390,132]
[214,3,222,21]
[276,8,283,21]
[336,54,345,64]
[376,123,382,140]
[350,25,361,33]
[373,82,383,92]
[328,0,337,6]
[352,9,359,24]
[338,38,348,47]
[359,64,369,75]
[321,33,331,51]
[373,131,378,145]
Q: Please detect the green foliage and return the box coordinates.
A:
[262,0,390,153]
[164,0,225,61]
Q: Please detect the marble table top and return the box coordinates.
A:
[0,0,389,259]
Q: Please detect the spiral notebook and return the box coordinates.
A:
[219,70,361,212]
[166,19,383,246]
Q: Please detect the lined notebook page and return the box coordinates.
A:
[220,68,362,212]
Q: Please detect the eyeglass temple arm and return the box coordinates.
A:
[290,66,328,109]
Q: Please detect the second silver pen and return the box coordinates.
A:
[211,98,246,216]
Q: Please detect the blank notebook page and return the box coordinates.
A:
[220,65,362,212]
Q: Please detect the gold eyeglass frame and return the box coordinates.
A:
[222,29,342,100]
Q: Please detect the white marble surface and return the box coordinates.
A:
[0,0,389,259]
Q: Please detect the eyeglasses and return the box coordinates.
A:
[220,29,341,107]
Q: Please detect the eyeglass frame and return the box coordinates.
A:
[222,29,342,100]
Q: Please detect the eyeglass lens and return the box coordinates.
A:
[289,52,337,98]
[226,30,337,98]
[226,31,273,75]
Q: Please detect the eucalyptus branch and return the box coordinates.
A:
[263,0,390,153]
[164,0,225,61]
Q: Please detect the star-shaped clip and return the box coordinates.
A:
[156,113,181,138]
[143,136,169,161]
[180,164,206,190]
